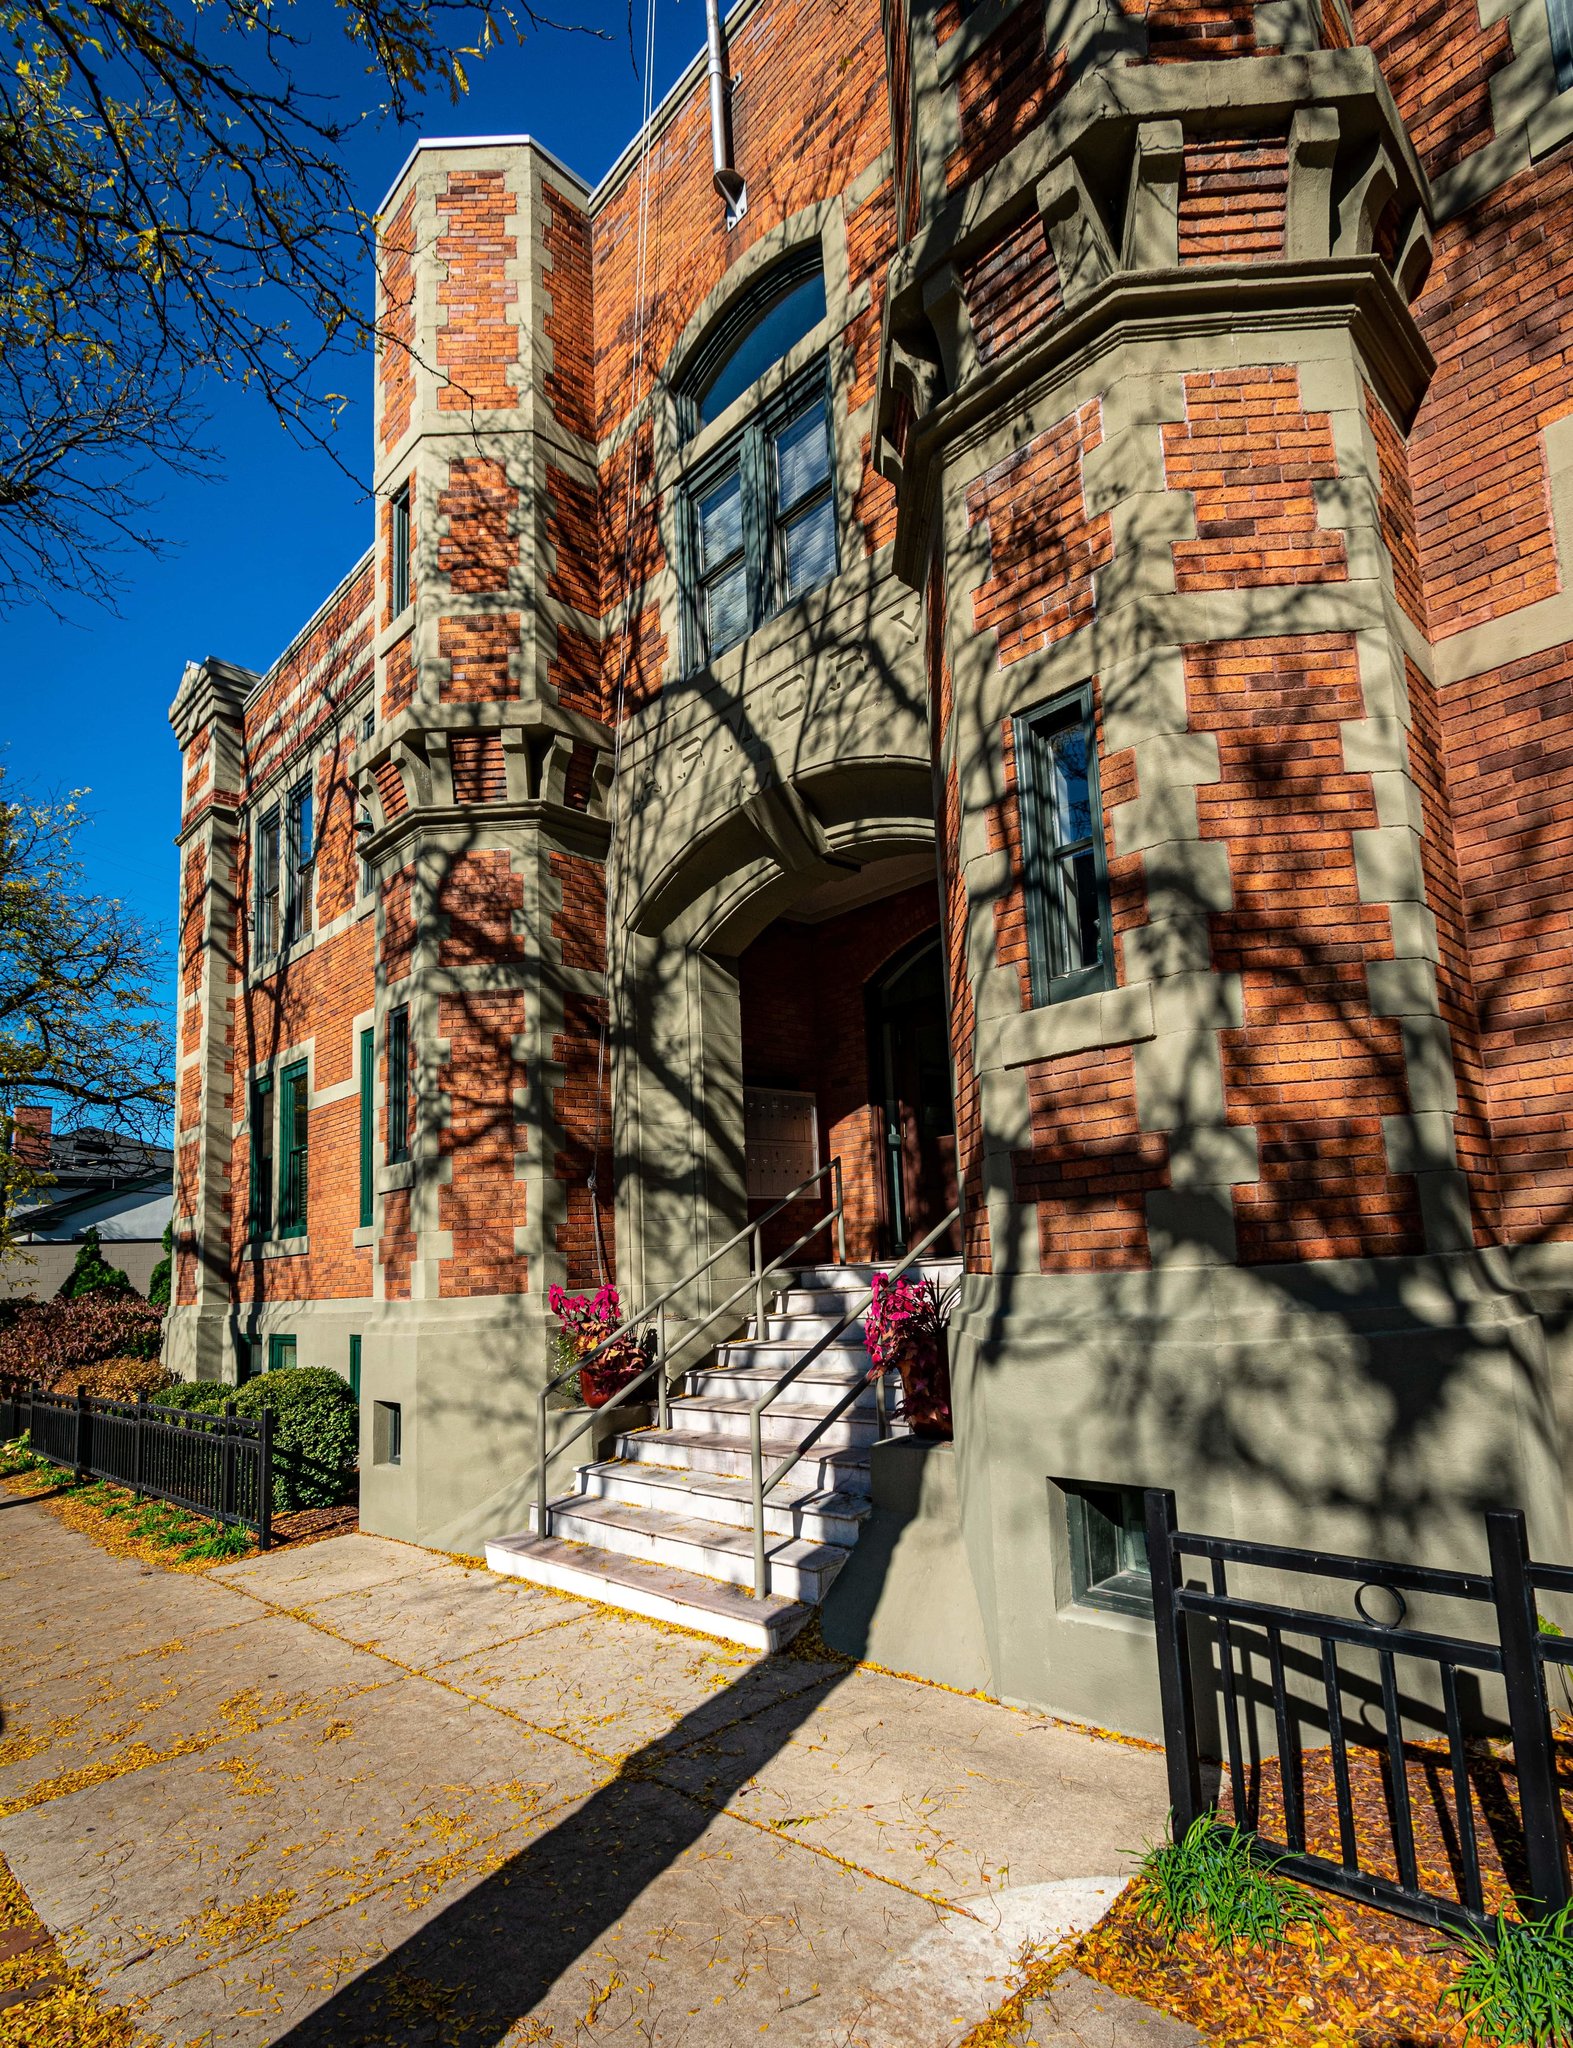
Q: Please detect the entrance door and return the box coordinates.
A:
[872,937,959,1256]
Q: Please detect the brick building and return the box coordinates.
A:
[169,0,1573,1726]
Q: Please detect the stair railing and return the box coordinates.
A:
[535,1157,847,1541]
[746,1204,961,1598]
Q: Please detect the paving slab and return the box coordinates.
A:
[1019,1969,1203,2045]
[653,1664,1170,1901]
[0,1492,1174,2047]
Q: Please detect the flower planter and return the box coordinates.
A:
[890,1327,952,1441]
[577,1342,648,1409]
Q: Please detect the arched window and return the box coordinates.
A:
[677,253,836,667]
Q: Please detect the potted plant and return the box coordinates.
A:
[864,1272,953,1440]
[548,1283,649,1408]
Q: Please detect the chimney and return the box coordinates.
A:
[12,1105,52,1171]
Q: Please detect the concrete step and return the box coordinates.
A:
[578,1458,872,1544]
[688,1364,875,1412]
[532,1496,851,1603]
[715,1337,872,1377]
[665,1395,879,1450]
[789,1259,960,1293]
[614,1425,872,1493]
[484,1532,811,1652]
[753,1316,870,1345]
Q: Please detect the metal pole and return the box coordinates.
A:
[537,1388,551,1540]
[874,1366,888,1438]
[657,1302,669,1431]
[834,1158,846,1265]
[1487,1509,1571,1913]
[134,1393,147,1501]
[257,1403,273,1552]
[222,1401,237,1527]
[74,1385,90,1482]
[750,1409,767,1597]
[751,1224,766,1339]
[1145,1488,1204,1837]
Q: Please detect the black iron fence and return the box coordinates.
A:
[1,1386,272,1547]
[1146,1489,1572,1939]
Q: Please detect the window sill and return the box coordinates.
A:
[987,981,1154,1070]
[379,1161,415,1192]
[1060,1596,1155,1636]
[353,1224,376,1249]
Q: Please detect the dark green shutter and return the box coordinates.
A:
[358,1027,375,1227]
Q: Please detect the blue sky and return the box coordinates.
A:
[3,0,702,972]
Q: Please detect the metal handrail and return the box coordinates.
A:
[747,1204,961,1597]
[535,1157,847,1539]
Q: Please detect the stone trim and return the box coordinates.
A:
[1434,412,1573,686]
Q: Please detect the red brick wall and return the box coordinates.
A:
[378,191,417,455]
[1353,0,1510,181]
[1164,368,1347,590]
[439,991,528,1296]
[1408,155,1573,636]
[439,852,521,967]
[438,614,519,703]
[962,211,1063,362]
[967,399,1111,662]
[554,989,614,1288]
[1190,636,1424,1263]
[542,183,594,441]
[1177,134,1289,263]
[1138,0,1256,59]
[437,459,516,595]
[436,169,519,413]
[1013,1047,1170,1269]
[1364,385,1428,632]
[1443,641,1573,1246]
[946,6,1067,191]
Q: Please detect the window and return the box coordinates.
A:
[284,779,314,943]
[248,1075,274,1239]
[1015,686,1114,1005]
[267,1333,297,1373]
[1553,0,1573,93]
[277,1061,309,1236]
[254,806,281,959]
[358,1027,375,1227]
[387,1005,411,1164]
[685,264,827,433]
[348,1335,362,1404]
[236,1336,257,1384]
[1063,1483,1151,1618]
[374,1400,402,1466]
[391,482,412,615]
[684,377,836,667]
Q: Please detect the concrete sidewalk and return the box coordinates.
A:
[0,1496,1172,2045]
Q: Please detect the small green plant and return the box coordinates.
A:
[0,1431,51,1477]
[56,1224,132,1300]
[1133,1813,1329,1953]
[1440,1899,1573,2046]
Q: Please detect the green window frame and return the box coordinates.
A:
[277,1060,309,1237]
[390,482,412,616]
[267,1333,297,1373]
[348,1335,362,1404]
[1553,0,1573,92]
[1014,684,1115,1007]
[1063,1483,1151,1618]
[254,804,281,959]
[679,364,837,673]
[358,1026,375,1227]
[248,1074,274,1240]
[387,1005,411,1164]
[283,778,314,945]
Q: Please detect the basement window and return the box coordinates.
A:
[1014,685,1114,1007]
[1062,1483,1152,1618]
[374,1400,403,1466]
[267,1333,297,1372]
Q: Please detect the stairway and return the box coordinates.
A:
[485,1260,958,1652]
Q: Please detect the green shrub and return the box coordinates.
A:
[57,1225,133,1300]
[147,1221,173,1309]
[1441,1899,1573,2047]
[153,1379,232,1413]
[235,1366,357,1513]
[1133,1813,1329,1953]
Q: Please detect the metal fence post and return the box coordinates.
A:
[222,1402,238,1527]
[1144,1488,1205,1837]
[257,1403,273,1552]
[1487,1509,1571,1913]
[134,1393,147,1500]
[74,1386,90,1481]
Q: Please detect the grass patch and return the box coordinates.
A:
[0,1432,53,1479]
[1440,1898,1573,2047]
[75,1483,252,1560]
[1132,1813,1330,1953]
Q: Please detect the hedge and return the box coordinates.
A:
[154,1380,231,1414]
[234,1369,358,1513]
